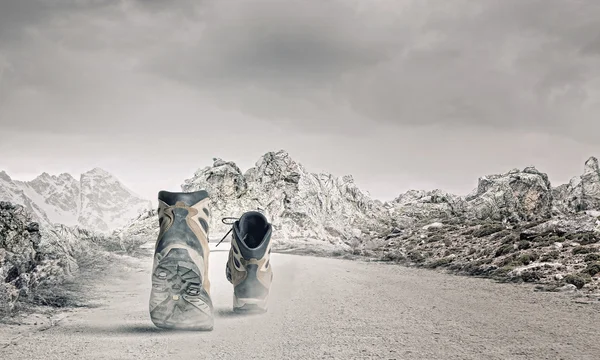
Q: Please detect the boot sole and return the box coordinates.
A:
[149,248,214,331]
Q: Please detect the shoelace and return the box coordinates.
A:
[214,208,265,247]
[215,217,239,247]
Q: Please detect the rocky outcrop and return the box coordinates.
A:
[559,157,600,214]
[119,151,391,248]
[368,158,600,296]
[0,202,41,313]
[117,153,600,258]
[386,189,466,226]
[369,211,600,293]
[551,183,570,215]
[0,168,152,233]
[464,166,553,223]
[112,208,160,247]
[0,200,124,315]
[0,202,84,313]
[181,158,250,233]
[386,166,555,226]
[184,151,390,246]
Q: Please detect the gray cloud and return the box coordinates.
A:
[143,0,600,141]
[1,0,600,202]
[1,0,599,140]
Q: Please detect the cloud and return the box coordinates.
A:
[1,0,599,141]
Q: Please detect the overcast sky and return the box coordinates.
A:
[1,0,599,204]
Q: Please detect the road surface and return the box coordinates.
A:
[1,242,599,360]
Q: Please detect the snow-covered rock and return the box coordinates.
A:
[422,222,444,230]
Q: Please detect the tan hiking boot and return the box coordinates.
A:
[149,190,213,330]
[222,211,273,313]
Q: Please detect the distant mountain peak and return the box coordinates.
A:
[31,171,78,183]
[0,168,151,233]
[58,172,76,181]
[0,170,12,181]
[83,167,114,177]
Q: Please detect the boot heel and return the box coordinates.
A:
[233,294,269,314]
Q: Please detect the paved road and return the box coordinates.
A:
[1,242,599,360]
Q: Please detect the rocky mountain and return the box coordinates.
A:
[559,157,600,214]
[76,168,152,232]
[385,165,554,228]
[118,151,392,251]
[0,201,82,313]
[463,166,553,222]
[117,152,600,251]
[385,189,466,228]
[4,151,600,304]
[368,157,600,295]
[386,158,600,226]
[0,168,152,233]
[182,152,391,240]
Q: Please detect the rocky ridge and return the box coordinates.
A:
[115,152,600,295]
[0,168,152,233]
[5,150,600,304]
[184,152,391,244]
[118,151,392,251]
[386,165,555,225]
[559,156,600,214]
[364,157,600,296]
[0,202,41,314]
[118,152,599,244]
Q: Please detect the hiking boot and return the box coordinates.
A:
[149,190,213,330]
[223,211,273,313]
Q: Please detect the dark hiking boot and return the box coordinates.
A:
[222,211,273,313]
[149,190,213,330]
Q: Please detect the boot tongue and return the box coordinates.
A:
[236,212,268,249]
[234,223,259,248]
[242,233,256,248]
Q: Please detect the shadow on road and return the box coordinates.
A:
[60,323,213,335]
[59,308,262,336]
[213,307,262,318]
